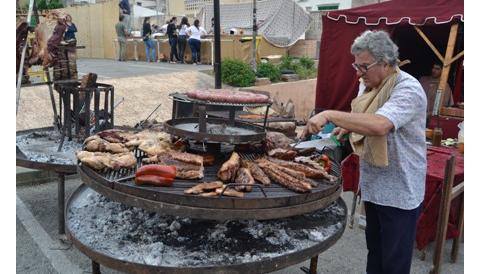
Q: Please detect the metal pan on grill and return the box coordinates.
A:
[164,117,266,144]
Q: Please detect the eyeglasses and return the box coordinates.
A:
[352,61,378,73]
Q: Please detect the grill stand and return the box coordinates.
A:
[92,261,101,274]
[57,173,66,235]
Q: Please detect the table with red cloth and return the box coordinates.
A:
[416,146,464,251]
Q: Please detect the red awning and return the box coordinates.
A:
[315,0,464,111]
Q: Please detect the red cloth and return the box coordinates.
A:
[342,153,360,193]
[315,0,464,111]
[415,146,464,250]
[427,116,463,139]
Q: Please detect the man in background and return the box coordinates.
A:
[419,62,454,116]
[119,0,131,33]
[115,15,128,61]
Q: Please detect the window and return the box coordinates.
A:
[317,4,339,11]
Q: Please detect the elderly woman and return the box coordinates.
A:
[302,30,427,274]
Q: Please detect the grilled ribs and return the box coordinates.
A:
[256,160,312,193]
[234,167,255,192]
[241,160,271,185]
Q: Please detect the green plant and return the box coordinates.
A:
[256,63,281,82]
[299,55,315,70]
[36,0,64,10]
[278,55,295,71]
[221,59,256,87]
[296,66,317,80]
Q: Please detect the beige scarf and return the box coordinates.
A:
[349,67,400,167]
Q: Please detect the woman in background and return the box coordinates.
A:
[166,17,179,63]
[177,17,190,64]
[142,17,156,62]
[186,19,206,65]
[64,15,77,43]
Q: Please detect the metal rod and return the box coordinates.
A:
[57,173,65,235]
[251,0,257,72]
[92,261,101,274]
[213,0,222,88]
[16,0,34,114]
[198,105,207,133]
[309,256,318,274]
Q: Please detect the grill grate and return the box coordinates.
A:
[170,92,272,108]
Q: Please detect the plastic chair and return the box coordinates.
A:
[341,153,360,228]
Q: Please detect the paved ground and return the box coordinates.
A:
[16,178,464,274]
[76,59,212,80]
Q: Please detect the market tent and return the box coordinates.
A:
[314,0,464,112]
[133,5,163,18]
[197,0,310,48]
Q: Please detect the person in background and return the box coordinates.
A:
[142,17,156,62]
[177,17,190,64]
[160,20,169,34]
[119,0,131,33]
[419,62,454,117]
[115,15,128,62]
[64,15,77,43]
[166,17,179,64]
[301,30,426,274]
[187,19,206,65]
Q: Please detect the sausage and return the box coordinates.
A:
[135,165,176,178]
[135,175,174,187]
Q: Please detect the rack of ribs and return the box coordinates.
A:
[256,159,312,193]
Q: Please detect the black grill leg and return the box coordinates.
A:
[92,261,101,274]
[300,256,318,274]
[57,173,65,235]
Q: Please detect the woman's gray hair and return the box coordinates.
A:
[351,30,399,66]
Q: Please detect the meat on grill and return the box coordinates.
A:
[241,160,271,185]
[84,135,130,154]
[184,181,224,194]
[234,167,255,192]
[294,156,337,183]
[217,152,241,182]
[76,151,136,170]
[143,151,204,179]
[186,89,270,104]
[266,157,327,179]
[125,130,179,156]
[256,159,312,193]
[265,132,293,151]
[267,148,297,160]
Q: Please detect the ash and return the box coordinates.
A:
[16,129,83,165]
[68,188,345,268]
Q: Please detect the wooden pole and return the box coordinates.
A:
[438,23,459,109]
[414,26,445,64]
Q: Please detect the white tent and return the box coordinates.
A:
[133,5,163,18]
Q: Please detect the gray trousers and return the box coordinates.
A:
[118,38,126,61]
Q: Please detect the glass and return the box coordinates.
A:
[352,61,378,73]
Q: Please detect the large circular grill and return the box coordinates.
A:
[66,185,347,274]
[69,89,345,273]
[78,148,342,220]
[16,127,80,174]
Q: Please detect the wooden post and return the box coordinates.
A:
[438,23,459,108]
[429,156,456,274]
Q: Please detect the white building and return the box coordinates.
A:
[295,0,352,11]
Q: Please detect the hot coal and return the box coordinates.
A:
[67,188,345,267]
[16,129,83,165]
